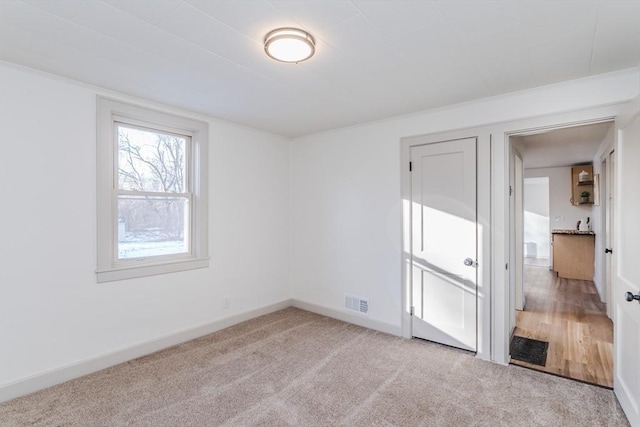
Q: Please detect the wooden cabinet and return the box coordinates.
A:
[552,232,595,280]
[571,164,593,205]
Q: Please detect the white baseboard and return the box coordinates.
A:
[1,298,403,403]
[291,299,402,337]
[0,299,292,403]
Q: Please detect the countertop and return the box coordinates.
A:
[552,229,595,235]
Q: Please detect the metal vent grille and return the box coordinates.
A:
[345,294,369,315]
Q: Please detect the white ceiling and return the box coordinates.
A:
[517,121,613,169]
[1,1,638,137]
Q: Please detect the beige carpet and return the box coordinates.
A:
[0,308,629,426]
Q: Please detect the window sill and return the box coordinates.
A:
[96,257,209,283]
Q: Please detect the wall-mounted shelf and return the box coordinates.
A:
[571,165,593,206]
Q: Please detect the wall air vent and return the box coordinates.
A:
[345,294,369,315]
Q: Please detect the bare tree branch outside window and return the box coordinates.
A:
[116,125,189,259]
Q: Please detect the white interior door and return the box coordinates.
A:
[410,138,477,352]
[605,152,615,320]
[514,152,524,311]
[614,98,640,427]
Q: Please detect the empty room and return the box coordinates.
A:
[1,1,639,426]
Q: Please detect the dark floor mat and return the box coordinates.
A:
[510,336,549,366]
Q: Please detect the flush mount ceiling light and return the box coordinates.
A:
[264,28,315,63]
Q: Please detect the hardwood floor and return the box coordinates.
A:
[512,265,614,388]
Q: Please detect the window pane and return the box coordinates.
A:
[117,195,189,259]
[117,124,187,193]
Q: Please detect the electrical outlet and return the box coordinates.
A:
[222,296,230,310]
[554,216,565,222]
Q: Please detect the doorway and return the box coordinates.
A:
[508,120,615,388]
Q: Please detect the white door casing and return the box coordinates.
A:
[614,98,640,427]
[409,138,477,352]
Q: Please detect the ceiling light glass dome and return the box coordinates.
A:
[264,28,315,63]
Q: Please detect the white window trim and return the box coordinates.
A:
[96,97,209,282]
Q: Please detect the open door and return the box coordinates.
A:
[614,97,640,427]
[514,151,524,311]
[604,151,615,320]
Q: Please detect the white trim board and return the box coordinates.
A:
[291,299,403,337]
[0,299,293,403]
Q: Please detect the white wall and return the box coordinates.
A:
[524,177,550,260]
[1,62,638,395]
[290,125,404,330]
[525,167,593,232]
[291,68,639,363]
[0,64,291,389]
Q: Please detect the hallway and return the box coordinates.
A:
[512,265,613,388]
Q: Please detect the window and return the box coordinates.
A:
[97,98,208,282]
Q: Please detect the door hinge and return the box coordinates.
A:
[509,185,513,196]
[410,306,414,316]
[505,263,509,270]
[409,161,412,172]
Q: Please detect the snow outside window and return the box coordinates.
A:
[96,98,209,282]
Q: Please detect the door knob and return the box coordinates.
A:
[625,292,640,303]
[463,258,477,267]
[605,248,613,254]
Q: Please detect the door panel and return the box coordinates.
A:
[614,99,640,427]
[411,138,477,351]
